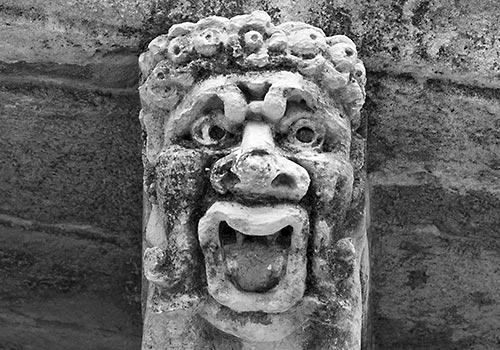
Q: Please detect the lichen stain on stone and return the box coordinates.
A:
[406,270,428,290]
[306,303,351,347]
[373,185,500,242]
[398,241,430,263]
[0,4,48,22]
[308,5,354,38]
[411,0,430,27]
[469,291,496,307]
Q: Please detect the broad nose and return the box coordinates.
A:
[210,121,310,201]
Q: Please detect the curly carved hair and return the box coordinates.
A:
[139,11,366,129]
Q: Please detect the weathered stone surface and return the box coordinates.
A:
[0,297,140,350]
[0,0,149,64]
[367,72,500,349]
[140,11,368,350]
[0,78,144,349]
[0,0,148,88]
[0,81,143,239]
[2,0,499,86]
[308,0,500,77]
[367,74,500,192]
[370,187,500,350]
[0,224,141,349]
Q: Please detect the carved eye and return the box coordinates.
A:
[296,127,315,143]
[289,119,324,148]
[191,115,227,146]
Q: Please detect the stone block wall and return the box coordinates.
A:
[0,1,498,349]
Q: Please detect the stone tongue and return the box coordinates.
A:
[224,243,287,293]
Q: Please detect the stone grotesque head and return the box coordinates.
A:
[139,11,368,350]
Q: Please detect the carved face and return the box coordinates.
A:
[141,11,368,349]
[144,70,364,345]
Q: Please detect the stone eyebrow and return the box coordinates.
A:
[168,74,322,137]
[199,84,248,126]
[166,81,248,135]
[261,84,319,122]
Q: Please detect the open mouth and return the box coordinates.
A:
[219,220,293,293]
[198,201,309,313]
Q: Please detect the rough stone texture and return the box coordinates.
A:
[367,73,500,350]
[0,55,144,348]
[0,225,142,349]
[0,84,143,236]
[3,0,499,78]
[1,0,499,349]
[139,13,369,348]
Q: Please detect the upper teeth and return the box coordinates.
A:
[236,230,245,245]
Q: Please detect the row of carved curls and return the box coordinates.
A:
[139,11,366,128]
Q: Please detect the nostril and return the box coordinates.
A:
[271,173,296,189]
[222,171,240,190]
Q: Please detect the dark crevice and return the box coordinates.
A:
[219,221,237,246]
[276,225,293,248]
[236,81,271,102]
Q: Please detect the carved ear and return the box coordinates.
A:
[139,109,165,163]
[145,204,167,248]
[139,51,155,82]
